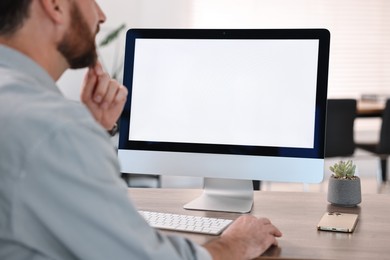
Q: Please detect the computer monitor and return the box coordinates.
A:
[118,28,330,213]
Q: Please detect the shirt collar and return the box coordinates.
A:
[0,44,60,95]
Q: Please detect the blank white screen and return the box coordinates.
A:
[129,39,319,148]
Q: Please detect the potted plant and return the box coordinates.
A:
[327,160,361,207]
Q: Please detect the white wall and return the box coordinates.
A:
[97,0,192,28]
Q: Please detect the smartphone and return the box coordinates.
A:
[317,212,359,233]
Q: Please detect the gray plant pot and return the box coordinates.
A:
[327,176,362,207]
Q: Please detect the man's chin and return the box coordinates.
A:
[68,53,97,69]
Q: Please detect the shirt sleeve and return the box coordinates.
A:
[13,119,212,260]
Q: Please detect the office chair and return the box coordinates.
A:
[325,99,357,158]
[356,99,390,182]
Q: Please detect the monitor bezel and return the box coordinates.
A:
[118,28,330,159]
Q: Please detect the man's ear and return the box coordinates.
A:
[38,0,67,24]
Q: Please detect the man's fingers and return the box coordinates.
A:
[82,61,109,105]
[81,61,128,109]
[99,80,119,108]
[94,61,104,76]
[266,222,283,238]
[92,72,110,104]
[81,67,97,104]
[115,84,128,103]
[80,61,106,103]
[97,80,128,109]
[258,218,271,225]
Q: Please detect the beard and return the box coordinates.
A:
[57,3,98,69]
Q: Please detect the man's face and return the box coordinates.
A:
[57,1,101,69]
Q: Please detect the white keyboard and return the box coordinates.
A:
[139,210,233,235]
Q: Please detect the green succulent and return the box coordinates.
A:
[329,160,357,179]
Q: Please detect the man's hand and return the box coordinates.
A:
[81,62,128,130]
[204,215,282,260]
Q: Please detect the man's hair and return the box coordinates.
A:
[0,0,32,36]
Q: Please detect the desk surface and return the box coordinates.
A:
[128,188,390,260]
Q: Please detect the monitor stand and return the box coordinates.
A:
[183,178,254,213]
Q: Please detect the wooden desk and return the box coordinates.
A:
[129,188,390,260]
[357,100,385,117]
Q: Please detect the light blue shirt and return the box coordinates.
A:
[0,45,211,260]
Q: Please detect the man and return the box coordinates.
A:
[0,1,282,259]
